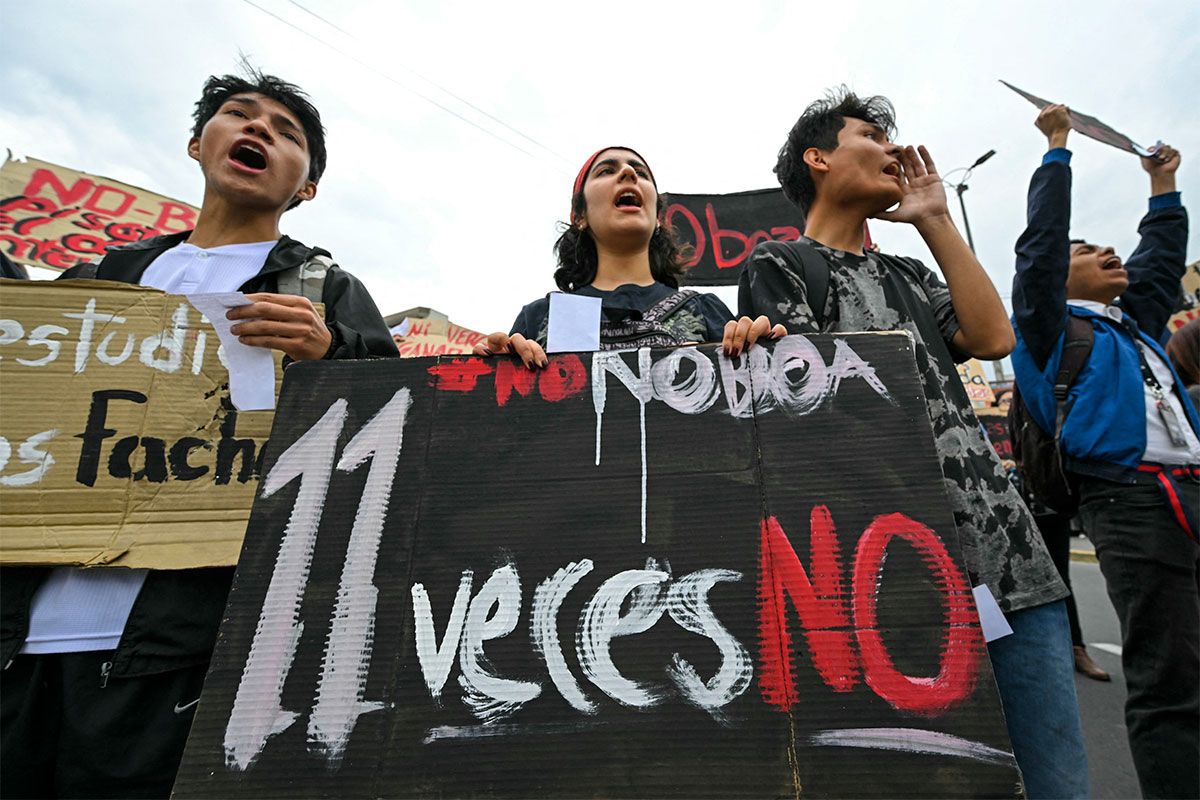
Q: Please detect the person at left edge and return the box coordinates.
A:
[474,146,785,364]
[0,67,397,800]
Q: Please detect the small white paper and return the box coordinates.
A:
[546,293,601,353]
[972,584,1014,643]
[188,293,277,411]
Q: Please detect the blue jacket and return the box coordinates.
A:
[1010,154,1198,480]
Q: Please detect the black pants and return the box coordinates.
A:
[0,651,207,799]
[1033,511,1084,646]
[1078,476,1200,800]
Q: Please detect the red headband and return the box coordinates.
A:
[571,146,657,204]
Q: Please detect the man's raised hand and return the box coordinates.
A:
[228,293,332,361]
[1143,144,1180,196]
[1035,104,1072,150]
[871,145,950,227]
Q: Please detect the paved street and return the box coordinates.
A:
[1068,542,1140,799]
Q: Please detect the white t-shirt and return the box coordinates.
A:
[20,239,277,655]
[1070,300,1200,466]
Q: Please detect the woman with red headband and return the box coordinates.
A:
[474,146,783,365]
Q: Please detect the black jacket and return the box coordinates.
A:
[1,232,399,676]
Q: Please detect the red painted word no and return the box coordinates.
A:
[757,508,981,715]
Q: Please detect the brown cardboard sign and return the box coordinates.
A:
[0,279,278,569]
[391,316,486,358]
[175,335,1021,798]
[1167,260,1200,333]
[0,154,198,272]
[957,358,996,409]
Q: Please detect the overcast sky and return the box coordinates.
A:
[4,0,1197,363]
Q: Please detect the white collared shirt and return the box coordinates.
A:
[140,239,276,294]
[1070,299,1200,464]
[21,239,277,655]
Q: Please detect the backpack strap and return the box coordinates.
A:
[793,243,831,329]
[276,253,333,304]
[1052,315,1095,439]
[763,241,831,328]
[640,288,698,325]
[72,261,101,280]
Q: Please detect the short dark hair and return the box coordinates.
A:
[192,67,327,208]
[775,87,897,215]
[552,190,688,291]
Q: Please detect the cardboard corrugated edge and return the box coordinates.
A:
[0,278,319,569]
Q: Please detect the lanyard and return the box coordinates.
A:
[1122,317,1191,448]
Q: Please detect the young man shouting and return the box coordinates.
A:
[1012,104,1195,800]
[0,68,397,798]
[739,89,1085,799]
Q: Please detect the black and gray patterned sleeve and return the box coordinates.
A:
[737,243,820,334]
[909,257,968,362]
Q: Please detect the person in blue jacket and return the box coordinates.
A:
[1011,103,1198,800]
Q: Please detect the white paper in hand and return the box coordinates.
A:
[972,584,1014,643]
[187,293,277,411]
[546,292,602,353]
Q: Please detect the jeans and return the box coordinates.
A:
[1078,476,1200,800]
[987,600,1089,799]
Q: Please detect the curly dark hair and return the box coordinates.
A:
[192,65,327,210]
[775,87,897,216]
[552,190,687,291]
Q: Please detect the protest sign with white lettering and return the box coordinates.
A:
[0,279,280,568]
[175,334,1022,798]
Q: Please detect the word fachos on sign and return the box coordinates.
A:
[175,335,1022,799]
[0,280,277,569]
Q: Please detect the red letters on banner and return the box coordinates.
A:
[1,167,198,271]
[758,509,981,715]
[664,201,800,271]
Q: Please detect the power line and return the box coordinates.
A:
[240,0,568,172]
[287,0,572,166]
[284,0,350,36]
[285,0,352,37]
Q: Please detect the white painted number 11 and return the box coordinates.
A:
[224,388,412,771]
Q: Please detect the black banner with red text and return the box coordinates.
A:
[175,334,1021,798]
[664,188,804,286]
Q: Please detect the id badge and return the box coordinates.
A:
[1157,399,1191,447]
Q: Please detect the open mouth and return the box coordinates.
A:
[1102,256,1124,271]
[615,190,643,209]
[230,143,267,171]
[882,162,901,178]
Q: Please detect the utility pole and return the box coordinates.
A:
[951,149,995,255]
[946,150,1009,387]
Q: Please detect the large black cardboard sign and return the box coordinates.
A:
[175,334,1022,799]
[664,188,803,286]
